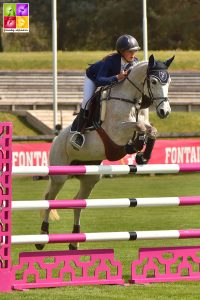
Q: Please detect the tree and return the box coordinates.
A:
[0,0,199,51]
[148,0,200,50]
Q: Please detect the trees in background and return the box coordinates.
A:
[1,0,199,52]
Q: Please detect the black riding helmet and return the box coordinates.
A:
[116,34,140,52]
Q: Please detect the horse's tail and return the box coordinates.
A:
[39,209,60,221]
[49,209,60,221]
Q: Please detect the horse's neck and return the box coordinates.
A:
[110,61,148,99]
[125,61,148,91]
[102,62,148,145]
[106,61,148,118]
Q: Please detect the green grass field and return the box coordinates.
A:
[2,173,200,299]
[0,50,200,71]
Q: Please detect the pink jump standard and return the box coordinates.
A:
[0,123,12,292]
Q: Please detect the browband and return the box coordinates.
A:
[148,70,169,84]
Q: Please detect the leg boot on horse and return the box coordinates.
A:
[135,136,156,164]
[125,132,146,154]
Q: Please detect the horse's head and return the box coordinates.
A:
[142,54,175,119]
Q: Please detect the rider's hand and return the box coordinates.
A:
[117,70,128,81]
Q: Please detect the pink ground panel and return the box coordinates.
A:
[130,246,200,284]
[12,249,124,289]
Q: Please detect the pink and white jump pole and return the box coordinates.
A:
[12,164,200,176]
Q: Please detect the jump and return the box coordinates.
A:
[36,53,174,251]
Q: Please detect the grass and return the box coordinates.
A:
[0,50,200,71]
[149,111,200,134]
[0,112,41,136]
[2,174,200,299]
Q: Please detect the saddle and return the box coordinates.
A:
[71,89,103,133]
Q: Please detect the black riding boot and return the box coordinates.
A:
[70,108,88,150]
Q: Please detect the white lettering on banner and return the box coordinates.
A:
[12,152,18,166]
[165,147,200,164]
[12,151,48,166]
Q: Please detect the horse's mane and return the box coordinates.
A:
[132,60,148,69]
[129,60,148,79]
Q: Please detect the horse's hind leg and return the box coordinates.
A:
[69,174,101,250]
[35,176,66,250]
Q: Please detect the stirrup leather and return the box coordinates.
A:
[70,132,85,150]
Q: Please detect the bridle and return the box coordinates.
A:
[105,67,170,112]
[126,69,170,111]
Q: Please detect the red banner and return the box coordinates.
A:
[12,143,51,167]
[12,139,200,166]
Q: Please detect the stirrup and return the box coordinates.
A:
[70,132,85,150]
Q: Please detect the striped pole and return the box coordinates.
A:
[11,196,200,210]
[11,164,200,176]
[10,229,200,245]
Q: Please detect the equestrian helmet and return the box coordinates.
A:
[116,34,140,52]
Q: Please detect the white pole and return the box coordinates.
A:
[143,0,148,61]
[52,0,57,131]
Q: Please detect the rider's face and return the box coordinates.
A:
[122,50,137,62]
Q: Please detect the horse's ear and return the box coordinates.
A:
[164,55,175,68]
[148,54,156,69]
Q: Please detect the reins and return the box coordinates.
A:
[103,72,142,106]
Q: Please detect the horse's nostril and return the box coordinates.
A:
[160,109,165,117]
[159,109,169,119]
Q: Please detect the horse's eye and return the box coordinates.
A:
[151,79,157,85]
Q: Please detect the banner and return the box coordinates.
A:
[12,139,200,166]
[12,143,51,167]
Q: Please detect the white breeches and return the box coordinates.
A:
[81,75,96,109]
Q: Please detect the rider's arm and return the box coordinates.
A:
[94,54,128,87]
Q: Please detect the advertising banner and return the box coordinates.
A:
[12,139,200,166]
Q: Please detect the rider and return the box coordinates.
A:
[70,34,141,150]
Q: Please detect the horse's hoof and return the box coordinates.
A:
[35,243,45,250]
[69,243,78,250]
[135,152,149,165]
[35,221,49,250]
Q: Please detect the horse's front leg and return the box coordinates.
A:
[69,174,101,250]
[135,125,158,165]
[121,120,147,155]
[121,120,147,133]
